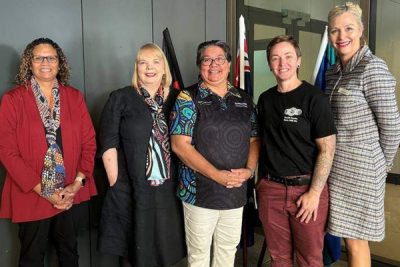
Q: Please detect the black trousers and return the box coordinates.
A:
[18,205,79,267]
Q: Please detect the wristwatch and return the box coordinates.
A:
[75,176,86,186]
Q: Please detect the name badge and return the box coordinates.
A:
[338,87,351,95]
[197,100,212,105]
[234,102,248,108]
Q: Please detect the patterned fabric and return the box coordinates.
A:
[170,82,258,205]
[325,46,400,241]
[140,87,170,186]
[170,82,258,137]
[31,77,65,197]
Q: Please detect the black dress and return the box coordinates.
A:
[97,86,186,266]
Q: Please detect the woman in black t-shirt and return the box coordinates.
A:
[257,35,336,267]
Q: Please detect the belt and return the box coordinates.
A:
[266,174,311,186]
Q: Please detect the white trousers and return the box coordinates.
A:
[182,202,243,267]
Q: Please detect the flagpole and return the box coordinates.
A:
[239,15,245,90]
[311,26,328,84]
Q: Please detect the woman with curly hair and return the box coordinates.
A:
[0,37,97,267]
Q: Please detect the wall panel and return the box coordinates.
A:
[153,0,206,87]
[81,0,153,126]
[206,0,227,41]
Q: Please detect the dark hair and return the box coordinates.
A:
[196,40,232,67]
[266,35,301,65]
[15,37,70,86]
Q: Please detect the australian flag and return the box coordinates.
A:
[234,15,253,97]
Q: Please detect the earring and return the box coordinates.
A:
[297,65,300,68]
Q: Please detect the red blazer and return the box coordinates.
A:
[0,83,97,222]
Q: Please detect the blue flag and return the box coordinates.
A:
[315,42,336,91]
[313,27,341,266]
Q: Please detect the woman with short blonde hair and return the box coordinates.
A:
[326,2,400,266]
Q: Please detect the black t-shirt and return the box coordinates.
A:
[257,81,336,177]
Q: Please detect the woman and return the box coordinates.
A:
[170,40,260,267]
[256,35,336,267]
[0,38,97,267]
[97,43,186,267]
[326,3,400,266]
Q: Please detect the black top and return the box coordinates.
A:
[257,81,336,177]
[97,86,186,266]
[187,84,254,209]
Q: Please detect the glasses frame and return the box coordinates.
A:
[201,56,227,66]
[32,55,59,64]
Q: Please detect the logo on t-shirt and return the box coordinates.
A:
[283,107,302,122]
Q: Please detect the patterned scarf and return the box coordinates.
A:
[140,86,170,186]
[31,77,65,197]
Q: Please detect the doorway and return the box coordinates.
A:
[240,5,326,102]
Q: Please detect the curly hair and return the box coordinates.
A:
[15,38,70,86]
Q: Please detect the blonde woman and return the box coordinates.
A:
[97,43,186,266]
[326,3,400,266]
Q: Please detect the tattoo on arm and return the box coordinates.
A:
[311,135,336,193]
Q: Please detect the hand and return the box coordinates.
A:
[33,183,73,210]
[230,168,253,180]
[108,175,117,187]
[295,189,321,223]
[213,170,233,187]
[213,170,246,188]
[44,190,73,210]
[57,181,81,209]
[44,190,64,206]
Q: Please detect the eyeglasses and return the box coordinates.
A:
[201,56,226,66]
[32,56,58,64]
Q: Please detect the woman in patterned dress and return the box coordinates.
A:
[326,3,400,266]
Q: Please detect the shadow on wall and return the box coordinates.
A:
[0,44,20,91]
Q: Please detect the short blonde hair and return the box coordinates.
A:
[131,43,172,89]
[328,2,365,45]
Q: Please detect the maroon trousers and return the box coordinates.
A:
[257,179,329,267]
